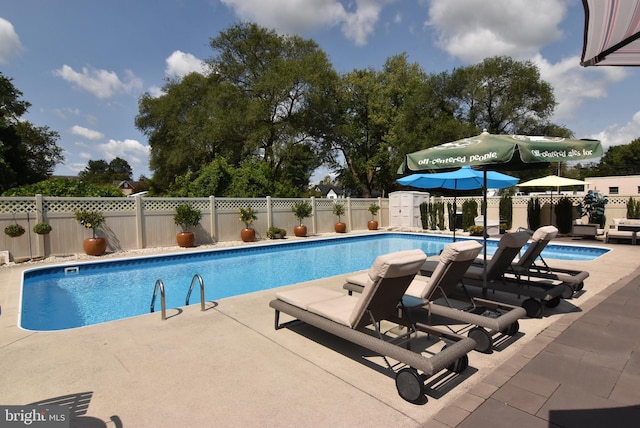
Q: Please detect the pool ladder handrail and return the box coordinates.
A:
[185,273,205,311]
[150,279,167,320]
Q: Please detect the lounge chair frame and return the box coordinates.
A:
[421,232,570,318]
[344,240,525,354]
[270,250,476,403]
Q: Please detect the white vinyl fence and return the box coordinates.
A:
[0,196,385,260]
[0,193,632,261]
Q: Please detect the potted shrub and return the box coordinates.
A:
[4,223,26,238]
[368,203,380,230]
[33,222,52,235]
[467,225,484,236]
[291,201,312,237]
[333,203,346,233]
[75,210,107,255]
[266,226,286,239]
[579,190,608,227]
[239,207,258,242]
[173,203,202,247]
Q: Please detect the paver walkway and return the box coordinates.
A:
[428,264,640,427]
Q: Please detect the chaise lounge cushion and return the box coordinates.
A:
[275,286,344,310]
[279,249,427,328]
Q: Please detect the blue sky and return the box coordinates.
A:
[1,0,638,182]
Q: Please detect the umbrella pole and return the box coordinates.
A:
[482,171,488,296]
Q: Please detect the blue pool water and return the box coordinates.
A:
[20,233,608,331]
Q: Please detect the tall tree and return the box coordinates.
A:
[136,23,338,195]
[596,138,640,176]
[447,56,556,134]
[0,73,63,193]
[327,54,470,197]
[78,157,133,184]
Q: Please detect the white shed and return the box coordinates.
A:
[389,191,429,227]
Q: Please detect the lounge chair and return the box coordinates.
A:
[508,226,589,297]
[269,249,477,403]
[420,231,569,318]
[343,240,526,354]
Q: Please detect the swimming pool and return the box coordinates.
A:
[20,233,608,331]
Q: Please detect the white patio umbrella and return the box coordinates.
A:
[518,175,586,225]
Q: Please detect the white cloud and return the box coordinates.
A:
[147,86,164,98]
[426,0,567,63]
[533,54,629,122]
[99,139,150,166]
[70,125,104,140]
[53,65,143,99]
[165,50,206,78]
[220,0,393,46]
[588,111,640,151]
[0,17,23,63]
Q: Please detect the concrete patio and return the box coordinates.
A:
[0,233,638,427]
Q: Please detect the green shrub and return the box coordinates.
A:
[499,194,513,230]
[554,197,574,234]
[173,204,202,232]
[527,197,541,230]
[33,222,52,234]
[579,190,608,227]
[266,227,286,239]
[4,223,25,237]
[419,201,429,229]
[291,201,312,226]
[462,199,478,230]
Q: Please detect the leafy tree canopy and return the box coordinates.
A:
[2,178,124,197]
[0,72,64,193]
[136,23,338,196]
[78,157,133,184]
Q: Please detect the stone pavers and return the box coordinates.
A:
[433,265,640,427]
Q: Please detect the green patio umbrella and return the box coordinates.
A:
[399,131,603,290]
[400,131,603,173]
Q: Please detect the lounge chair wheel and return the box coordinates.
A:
[441,345,469,373]
[560,284,574,299]
[522,298,543,318]
[576,282,584,292]
[395,368,424,403]
[501,321,519,336]
[545,296,561,308]
[449,355,469,373]
[468,327,493,353]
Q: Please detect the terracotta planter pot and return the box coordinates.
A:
[241,228,255,242]
[293,225,307,237]
[334,222,346,233]
[176,231,195,248]
[367,220,379,230]
[83,237,107,256]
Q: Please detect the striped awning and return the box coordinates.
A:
[581,0,640,66]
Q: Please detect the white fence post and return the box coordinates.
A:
[310,197,317,235]
[135,196,144,249]
[210,196,217,243]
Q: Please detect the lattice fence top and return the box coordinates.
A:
[45,197,136,213]
[315,199,337,209]
[143,198,210,212]
[0,198,36,214]
[0,194,635,216]
[215,198,269,212]
[350,198,380,209]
